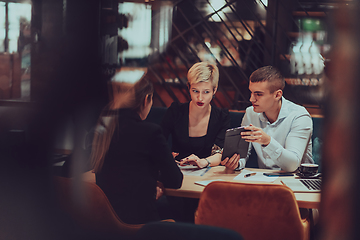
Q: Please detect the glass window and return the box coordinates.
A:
[0,3,5,52]
[0,1,31,100]
[118,2,152,63]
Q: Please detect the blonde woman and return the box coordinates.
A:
[91,76,183,224]
[161,62,230,168]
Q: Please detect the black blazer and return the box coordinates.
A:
[161,102,230,160]
[96,109,183,224]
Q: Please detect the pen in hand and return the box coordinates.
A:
[244,173,256,178]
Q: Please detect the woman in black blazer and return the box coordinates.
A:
[160,62,230,223]
[162,62,230,168]
[91,75,183,224]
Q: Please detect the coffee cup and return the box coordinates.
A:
[299,163,319,176]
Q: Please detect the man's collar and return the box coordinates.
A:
[260,97,288,124]
[277,97,290,120]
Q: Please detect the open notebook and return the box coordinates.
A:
[281,178,321,193]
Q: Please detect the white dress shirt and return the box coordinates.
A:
[238,97,313,172]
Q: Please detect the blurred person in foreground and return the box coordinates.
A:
[91,72,183,224]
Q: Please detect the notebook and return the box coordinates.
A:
[281,178,321,193]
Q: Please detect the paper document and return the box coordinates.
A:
[233,169,278,183]
[178,165,210,176]
[194,179,226,187]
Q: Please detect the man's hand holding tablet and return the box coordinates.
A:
[221,153,241,171]
[220,126,251,171]
[241,124,271,147]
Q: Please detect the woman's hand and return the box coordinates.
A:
[156,181,165,200]
[179,154,209,168]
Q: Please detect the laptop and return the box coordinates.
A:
[281,178,321,193]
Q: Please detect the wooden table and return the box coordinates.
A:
[81,166,321,209]
[164,166,321,209]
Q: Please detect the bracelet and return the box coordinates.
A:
[204,158,211,168]
[211,144,223,155]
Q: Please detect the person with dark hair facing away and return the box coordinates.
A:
[91,74,183,224]
[222,66,314,171]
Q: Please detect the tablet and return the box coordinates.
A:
[221,126,250,160]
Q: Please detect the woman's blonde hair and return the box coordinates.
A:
[187,62,219,89]
[90,76,153,173]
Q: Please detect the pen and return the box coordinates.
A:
[200,167,211,176]
[244,172,256,178]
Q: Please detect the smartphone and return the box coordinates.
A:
[263,172,294,177]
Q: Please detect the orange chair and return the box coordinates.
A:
[195,182,310,240]
[53,176,173,239]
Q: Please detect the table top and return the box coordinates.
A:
[164,166,321,209]
[81,166,321,209]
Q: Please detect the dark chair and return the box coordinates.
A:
[135,221,244,240]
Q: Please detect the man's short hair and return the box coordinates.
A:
[249,66,285,93]
[187,62,219,89]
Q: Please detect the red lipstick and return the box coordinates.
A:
[197,102,204,106]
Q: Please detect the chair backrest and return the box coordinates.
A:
[195,182,310,240]
[53,176,143,239]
